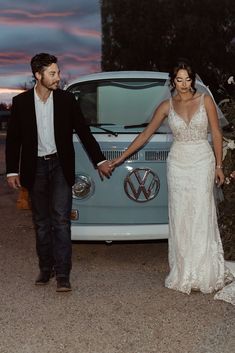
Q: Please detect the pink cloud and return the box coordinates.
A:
[0,88,24,94]
[0,9,74,29]
[0,9,74,18]
[0,52,31,65]
[0,16,68,29]
[0,9,101,39]
[60,52,100,63]
[68,27,101,39]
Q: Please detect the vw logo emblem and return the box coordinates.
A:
[124,168,160,202]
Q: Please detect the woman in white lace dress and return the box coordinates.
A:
[111,59,234,303]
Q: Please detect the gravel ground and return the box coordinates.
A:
[0,133,234,353]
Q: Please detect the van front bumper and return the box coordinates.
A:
[71,224,169,241]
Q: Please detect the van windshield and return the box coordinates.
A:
[68,79,170,125]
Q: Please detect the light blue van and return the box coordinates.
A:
[65,71,216,241]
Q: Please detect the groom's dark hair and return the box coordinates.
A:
[30,53,58,78]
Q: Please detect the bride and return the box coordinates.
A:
[111,59,234,305]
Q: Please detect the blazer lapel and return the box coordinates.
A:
[25,88,38,138]
[53,89,60,127]
[53,89,65,138]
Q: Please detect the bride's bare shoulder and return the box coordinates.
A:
[158,98,171,109]
[203,93,216,109]
[156,99,171,116]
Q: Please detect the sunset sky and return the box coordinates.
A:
[0,0,101,104]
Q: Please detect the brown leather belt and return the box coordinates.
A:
[38,153,58,160]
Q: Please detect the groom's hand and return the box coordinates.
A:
[97,160,113,180]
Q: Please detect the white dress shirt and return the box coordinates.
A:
[34,87,57,157]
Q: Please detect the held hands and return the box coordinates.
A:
[97,160,114,180]
[7,175,21,189]
[97,156,125,180]
[215,168,224,187]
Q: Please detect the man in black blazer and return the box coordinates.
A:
[6,53,112,292]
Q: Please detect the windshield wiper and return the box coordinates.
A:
[124,123,148,128]
[124,123,171,134]
[89,124,118,137]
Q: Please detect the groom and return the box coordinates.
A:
[6,53,112,292]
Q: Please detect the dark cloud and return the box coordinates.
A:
[0,0,101,103]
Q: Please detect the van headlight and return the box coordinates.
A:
[72,174,94,199]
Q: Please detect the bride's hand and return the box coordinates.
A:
[215,169,224,187]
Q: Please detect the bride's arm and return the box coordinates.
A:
[204,95,224,186]
[111,100,169,166]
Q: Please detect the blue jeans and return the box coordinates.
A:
[29,156,72,278]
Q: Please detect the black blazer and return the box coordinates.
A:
[6,88,105,188]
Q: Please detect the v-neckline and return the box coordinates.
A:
[171,94,203,126]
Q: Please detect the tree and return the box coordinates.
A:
[0,103,8,111]
[100,0,235,98]
[18,78,35,91]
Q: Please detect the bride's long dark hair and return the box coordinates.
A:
[169,59,197,95]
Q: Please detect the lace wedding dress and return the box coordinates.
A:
[165,94,234,303]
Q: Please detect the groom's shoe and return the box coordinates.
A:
[56,277,72,292]
[35,270,55,285]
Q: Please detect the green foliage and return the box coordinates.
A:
[218,146,235,260]
[100,0,235,97]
